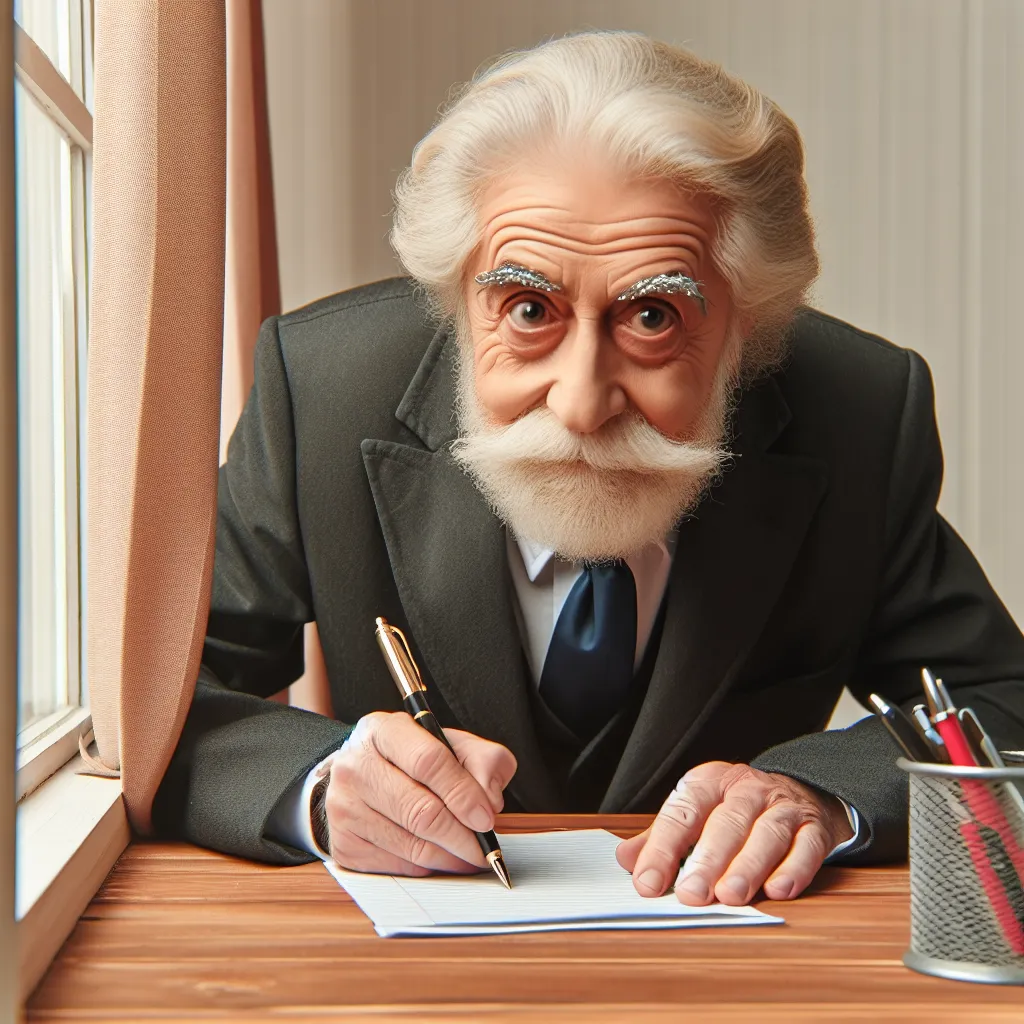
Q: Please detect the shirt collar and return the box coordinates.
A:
[513,534,555,582]
[512,530,676,583]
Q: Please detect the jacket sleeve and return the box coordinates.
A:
[152,316,352,864]
[752,349,1024,863]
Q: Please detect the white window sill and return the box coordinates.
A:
[16,753,128,1002]
[16,705,93,800]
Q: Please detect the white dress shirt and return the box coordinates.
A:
[507,531,676,681]
[266,532,862,860]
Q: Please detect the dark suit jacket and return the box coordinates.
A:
[153,277,1024,866]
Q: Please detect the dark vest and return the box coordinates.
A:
[524,597,670,812]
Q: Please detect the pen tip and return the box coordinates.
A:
[491,855,512,890]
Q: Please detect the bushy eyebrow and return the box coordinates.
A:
[474,262,707,317]
[473,262,563,292]
[615,272,707,316]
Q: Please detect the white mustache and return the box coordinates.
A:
[452,406,728,476]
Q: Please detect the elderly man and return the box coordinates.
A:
[155,31,1024,908]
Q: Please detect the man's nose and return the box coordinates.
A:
[545,321,626,434]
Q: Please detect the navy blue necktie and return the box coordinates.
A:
[538,562,638,742]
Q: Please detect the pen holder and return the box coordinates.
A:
[898,758,1024,984]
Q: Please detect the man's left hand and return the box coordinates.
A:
[615,761,854,906]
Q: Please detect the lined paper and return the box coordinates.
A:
[325,829,784,937]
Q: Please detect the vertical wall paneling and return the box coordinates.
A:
[970,0,1024,624]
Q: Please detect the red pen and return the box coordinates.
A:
[932,709,979,768]
[931,706,1024,873]
[941,789,1024,954]
[921,667,1024,953]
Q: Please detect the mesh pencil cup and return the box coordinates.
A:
[898,757,1024,984]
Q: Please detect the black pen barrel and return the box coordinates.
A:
[403,690,454,751]
[402,692,501,858]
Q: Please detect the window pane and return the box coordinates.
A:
[15,81,74,735]
[14,0,72,86]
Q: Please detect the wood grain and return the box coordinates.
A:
[25,814,1021,1022]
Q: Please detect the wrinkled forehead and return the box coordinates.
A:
[470,159,718,296]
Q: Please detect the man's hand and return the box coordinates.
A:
[323,712,517,876]
[615,761,853,906]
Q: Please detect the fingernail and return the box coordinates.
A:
[676,874,709,902]
[767,875,794,899]
[637,868,664,894]
[468,806,492,831]
[721,874,749,901]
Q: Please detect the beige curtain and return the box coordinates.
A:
[87,1,227,832]
[88,0,332,832]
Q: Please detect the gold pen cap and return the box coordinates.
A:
[374,616,426,698]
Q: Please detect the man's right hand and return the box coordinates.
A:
[323,711,517,876]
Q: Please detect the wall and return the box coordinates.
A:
[262,0,1024,636]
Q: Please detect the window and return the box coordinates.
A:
[13,0,93,798]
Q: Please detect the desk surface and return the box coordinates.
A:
[27,814,1023,1022]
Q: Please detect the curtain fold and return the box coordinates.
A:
[87,1,226,832]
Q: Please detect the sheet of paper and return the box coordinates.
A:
[324,828,784,937]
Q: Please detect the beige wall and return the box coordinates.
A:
[263,0,1024,634]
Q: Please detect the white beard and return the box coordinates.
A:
[451,323,742,562]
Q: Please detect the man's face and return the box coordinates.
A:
[452,153,739,561]
[463,154,734,440]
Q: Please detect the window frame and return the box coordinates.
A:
[8,5,123,1004]
[2,5,19,1020]
[13,2,92,797]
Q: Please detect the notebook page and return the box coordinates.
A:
[373,915,780,938]
[326,829,783,935]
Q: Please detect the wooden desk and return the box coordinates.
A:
[27,814,1022,1022]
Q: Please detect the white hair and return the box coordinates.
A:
[391,30,819,378]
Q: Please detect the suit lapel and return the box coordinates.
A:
[362,328,558,811]
[601,380,829,811]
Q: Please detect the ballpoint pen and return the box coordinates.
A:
[959,707,1005,769]
[920,667,979,768]
[959,706,1024,822]
[931,673,957,715]
[911,704,947,762]
[920,667,1024,875]
[373,616,512,889]
[920,667,945,720]
[867,693,932,761]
